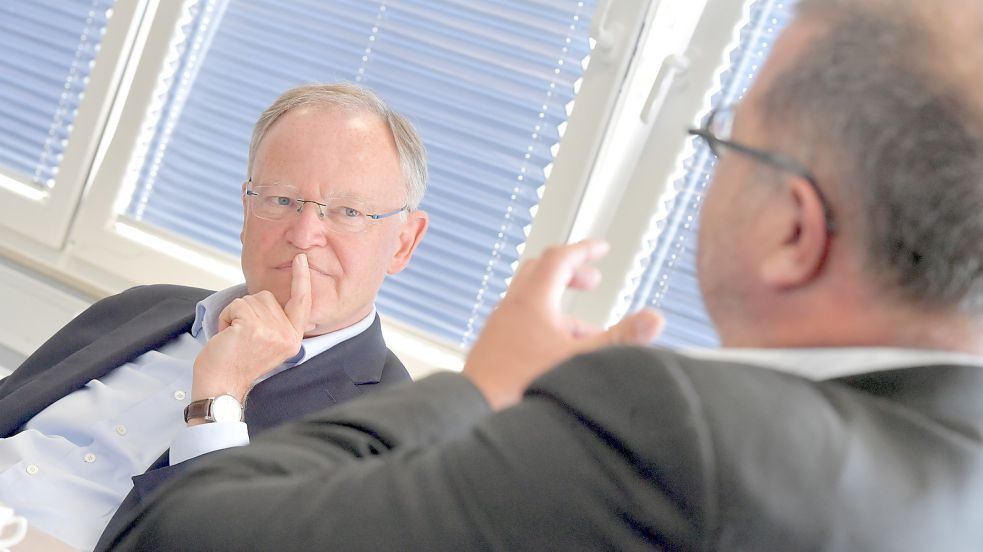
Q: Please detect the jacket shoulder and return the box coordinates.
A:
[4,284,212,386]
[110,284,213,307]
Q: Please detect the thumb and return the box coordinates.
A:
[584,309,664,350]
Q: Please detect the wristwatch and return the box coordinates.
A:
[183,394,244,423]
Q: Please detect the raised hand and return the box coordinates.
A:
[463,240,664,410]
[190,253,313,408]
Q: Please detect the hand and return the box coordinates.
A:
[190,253,313,412]
[464,240,664,410]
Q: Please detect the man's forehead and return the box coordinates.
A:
[251,179,385,202]
[251,107,403,196]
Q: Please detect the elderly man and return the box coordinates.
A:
[110,0,983,550]
[0,83,428,550]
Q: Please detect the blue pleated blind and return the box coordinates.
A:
[0,0,114,188]
[125,0,597,347]
[622,0,796,348]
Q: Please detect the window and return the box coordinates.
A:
[0,1,111,192]
[0,0,131,248]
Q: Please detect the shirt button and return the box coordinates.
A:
[115,424,127,436]
[174,390,187,401]
[26,464,39,475]
[84,453,97,464]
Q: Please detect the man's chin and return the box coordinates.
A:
[307,302,371,335]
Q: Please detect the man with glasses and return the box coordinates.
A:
[111,0,983,549]
[0,83,428,551]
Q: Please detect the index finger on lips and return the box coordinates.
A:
[284,253,312,333]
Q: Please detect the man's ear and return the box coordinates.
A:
[388,210,429,274]
[759,176,831,289]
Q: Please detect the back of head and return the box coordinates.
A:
[249,83,428,209]
[759,0,983,314]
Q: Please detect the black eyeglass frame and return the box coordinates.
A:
[687,107,836,234]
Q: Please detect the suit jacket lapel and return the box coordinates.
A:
[243,315,389,434]
[0,297,197,436]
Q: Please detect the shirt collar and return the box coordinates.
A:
[677,346,983,380]
[191,283,376,373]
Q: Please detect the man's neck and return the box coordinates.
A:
[720,293,983,355]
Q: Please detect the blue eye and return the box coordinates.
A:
[274,196,292,206]
[343,207,361,218]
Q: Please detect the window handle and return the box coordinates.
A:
[590,0,626,62]
[641,53,690,123]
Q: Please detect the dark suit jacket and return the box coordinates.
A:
[0,284,409,548]
[109,346,983,551]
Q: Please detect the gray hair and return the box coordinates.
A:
[248,83,428,210]
[759,0,983,312]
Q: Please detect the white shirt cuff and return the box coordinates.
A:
[169,422,250,465]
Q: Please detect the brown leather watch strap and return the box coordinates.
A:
[183,399,211,423]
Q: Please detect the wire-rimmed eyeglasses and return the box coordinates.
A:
[687,105,836,234]
[244,180,407,234]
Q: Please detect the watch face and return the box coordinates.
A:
[211,394,242,423]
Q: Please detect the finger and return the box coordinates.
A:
[218,303,234,333]
[568,264,602,291]
[284,253,312,334]
[582,309,664,350]
[518,240,610,306]
[218,297,256,332]
[564,316,600,339]
[241,292,286,325]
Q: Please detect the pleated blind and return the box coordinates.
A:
[0,0,114,188]
[622,0,796,348]
[125,0,597,347]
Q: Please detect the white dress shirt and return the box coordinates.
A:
[679,346,983,379]
[0,284,375,551]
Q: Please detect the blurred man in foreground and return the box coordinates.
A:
[110,0,983,549]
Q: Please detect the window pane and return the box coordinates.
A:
[124,0,597,347]
[0,0,115,189]
[622,0,797,348]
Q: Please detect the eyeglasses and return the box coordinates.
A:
[244,180,408,234]
[688,105,836,234]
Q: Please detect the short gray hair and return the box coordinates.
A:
[248,83,428,210]
[759,0,983,312]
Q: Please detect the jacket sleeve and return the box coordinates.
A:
[108,348,716,552]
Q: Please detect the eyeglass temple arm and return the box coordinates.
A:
[367,206,408,220]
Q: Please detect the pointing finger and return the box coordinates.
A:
[284,253,312,334]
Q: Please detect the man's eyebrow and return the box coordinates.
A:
[249,179,292,188]
[250,180,378,203]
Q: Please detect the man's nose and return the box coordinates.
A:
[285,202,328,249]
